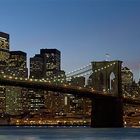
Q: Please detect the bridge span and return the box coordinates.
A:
[0,75,139,105]
[0,60,139,128]
[0,75,139,127]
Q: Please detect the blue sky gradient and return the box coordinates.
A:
[0,0,140,81]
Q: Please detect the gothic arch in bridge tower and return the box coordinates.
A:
[109,72,116,94]
[90,60,122,97]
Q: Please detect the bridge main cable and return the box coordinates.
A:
[66,64,92,76]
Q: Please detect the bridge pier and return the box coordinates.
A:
[91,96,124,127]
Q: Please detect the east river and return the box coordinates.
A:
[0,126,140,140]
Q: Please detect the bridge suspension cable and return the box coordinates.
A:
[66,61,118,80]
[66,71,92,81]
[66,64,92,76]
[66,68,92,78]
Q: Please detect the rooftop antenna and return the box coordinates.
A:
[105,53,110,61]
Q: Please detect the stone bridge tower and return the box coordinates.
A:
[90,60,123,127]
[90,60,122,97]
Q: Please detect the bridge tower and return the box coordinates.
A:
[90,60,124,127]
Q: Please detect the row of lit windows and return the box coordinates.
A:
[0,51,9,61]
[0,39,9,50]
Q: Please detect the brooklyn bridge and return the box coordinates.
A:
[0,60,140,127]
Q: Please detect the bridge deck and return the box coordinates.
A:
[0,76,139,105]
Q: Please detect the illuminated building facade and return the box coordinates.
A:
[40,49,61,78]
[121,67,140,98]
[122,67,133,85]
[0,32,9,70]
[6,87,22,115]
[68,76,91,117]
[6,51,28,115]
[0,86,6,115]
[9,51,28,77]
[25,89,45,115]
[29,49,66,116]
[0,32,10,116]
[30,54,43,79]
[30,48,65,80]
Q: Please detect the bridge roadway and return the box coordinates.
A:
[0,76,139,105]
[0,76,112,98]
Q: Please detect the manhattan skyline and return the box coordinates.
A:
[0,0,140,81]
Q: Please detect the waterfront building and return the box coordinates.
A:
[6,87,23,115]
[122,67,133,85]
[0,32,10,116]
[9,51,28,77]
[29,48,66,116]
[68,76,91,117]
[0,32,10,70]
[0,86,6,115]
[30,49,65,81]
[25,89,45,115]
[6,51,28,115]
[40,49,61,78]
[30,54,43,79]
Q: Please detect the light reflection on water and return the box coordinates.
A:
[0,127,140,140]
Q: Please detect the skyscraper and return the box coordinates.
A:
[30,48,65,81]
[9,51,28,77]
[30,54,43,78]
[0,32,10,72]
[29,48,66,116]
[40,49,61,77]
[0,32,9,116]
[6,51,28,115]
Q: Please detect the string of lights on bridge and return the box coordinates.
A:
[66,62,134,82]
[0,72,99,94]
[66,62,133,77]
[0,61,139,92]
[66,64,92,76]
[66,62,117,80]
[0,62,125,95]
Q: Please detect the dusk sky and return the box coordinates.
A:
[0,0,140,81]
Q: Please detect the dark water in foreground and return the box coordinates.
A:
[0,126,140,140]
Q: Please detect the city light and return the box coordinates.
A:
[0,31,139,127]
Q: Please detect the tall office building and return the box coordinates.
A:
[0,32,10,70]
[6,51,28,115]
[40,49,61,77]
[0,32,10,116]
[30,48,65,81]
[30,54,43,78]
[9,51,28,77]
[29,49,66,115]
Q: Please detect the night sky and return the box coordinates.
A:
[0,0,140,81]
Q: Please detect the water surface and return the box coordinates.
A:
[0,126,140,140]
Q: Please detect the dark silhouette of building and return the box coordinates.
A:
[30,54,43,79]
[40,49,61,77]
